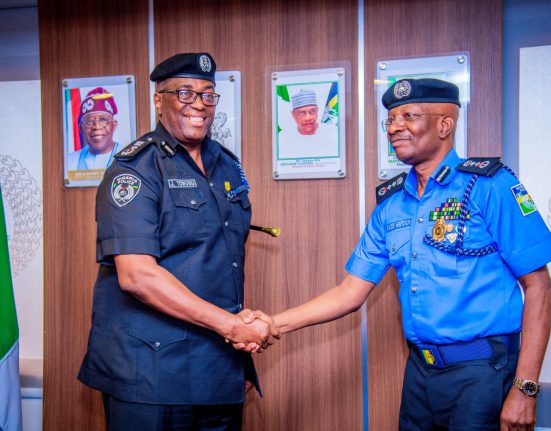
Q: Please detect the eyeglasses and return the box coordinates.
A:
[81,117,113,128]
[158,89,220,106]
[381,112,445,131]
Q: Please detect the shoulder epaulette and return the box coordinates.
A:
[219,144,240,163]
[376,171,407,205]
[114,135,156,160]
[456,157,503,177]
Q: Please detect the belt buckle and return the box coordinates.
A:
[417,344,445,369]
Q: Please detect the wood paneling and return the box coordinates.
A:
[364,1,502,429]
[154,1,361,429]
[39,0,502,429]
[39,1,150,430]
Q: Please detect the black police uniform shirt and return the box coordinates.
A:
[78,122,257,405]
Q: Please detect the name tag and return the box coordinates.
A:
[386,218,411,232]
[168,178,197,189]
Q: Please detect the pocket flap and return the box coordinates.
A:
[385,233,410,255]
[230,192,251,209]
[129,313,188,351]
[170,189,207,210]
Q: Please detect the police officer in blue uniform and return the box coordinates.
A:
[269,79,551,430]
[78,52,278,431]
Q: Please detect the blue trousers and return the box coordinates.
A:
[399,339,518,431]
[102,394,243,431]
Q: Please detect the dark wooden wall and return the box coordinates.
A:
[39,0,501,429]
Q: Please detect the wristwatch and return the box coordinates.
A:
[513,377,541,397]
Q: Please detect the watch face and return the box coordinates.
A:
[523,381,539,396]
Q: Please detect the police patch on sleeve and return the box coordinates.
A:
[510,183,537,216]
[111,174,141,207]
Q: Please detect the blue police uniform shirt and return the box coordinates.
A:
[346,148,551,344]
[78,122,257,405]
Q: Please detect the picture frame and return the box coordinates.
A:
[62,75,137,187]
[375,53,470,180]
[271,67,346,180]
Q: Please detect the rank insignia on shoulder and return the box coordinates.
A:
[376,171,407,205]
[456,157,503,176]
[114,137,155,160]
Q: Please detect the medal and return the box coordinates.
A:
[432,216,446,242]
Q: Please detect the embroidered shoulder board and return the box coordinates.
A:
[114,135,156,160]
[456,157,503,177]
[376,171,407,205]
[220,144,240,163]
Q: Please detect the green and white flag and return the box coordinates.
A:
[0,186,22,431]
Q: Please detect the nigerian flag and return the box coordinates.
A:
[0,186,22,431]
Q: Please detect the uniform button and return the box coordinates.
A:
[232,262,238,268]
[411,287,417,293]
[412,251,418,258]
[209,182,214,187]
[154,341,161,348]
[238,303,243,310]
[224,221,229,227]
[190,200,196,205]
[391,246,396,253]
[418,217,424,223]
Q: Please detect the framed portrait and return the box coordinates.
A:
[271,67,346,180]
[210,71,242,159]
[375,53,470,180]
[62,75,137,187]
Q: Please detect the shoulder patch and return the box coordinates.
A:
[114,136,156,160]
[111,173,141,207]
[456,157,503,176]
[376,171,407,205]
[510,183,538,216]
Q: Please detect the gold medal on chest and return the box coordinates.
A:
[432,216,446,242]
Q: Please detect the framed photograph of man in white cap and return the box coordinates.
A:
[62,75,137,187]
[271,67,346,180]
[375,53,470,180]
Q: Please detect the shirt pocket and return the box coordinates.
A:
[168,188,208,238]
[385,230,411,271]
[228,191,252,237]
[128,312,188,352]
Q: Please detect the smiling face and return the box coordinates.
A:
[154,77,215,147]
[386,103,457,167]
[80,113,117,155]
[291,105,319,135]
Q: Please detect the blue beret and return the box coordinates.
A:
[150,53,216,83]
[382,78,460,110]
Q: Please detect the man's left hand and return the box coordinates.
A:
[500,387,537,430]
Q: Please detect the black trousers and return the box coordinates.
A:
[102,394,243,431]
[399,339,518,431]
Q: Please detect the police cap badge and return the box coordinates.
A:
[150,52,217,84]
[382,78,461,111]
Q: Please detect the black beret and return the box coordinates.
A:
[382,78,460,110]
[150,52,216,83]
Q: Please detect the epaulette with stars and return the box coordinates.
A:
[456,157,503,177]
[375,171,407,205]
[114,135,157,160]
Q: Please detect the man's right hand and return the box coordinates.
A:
[228,309,280,352]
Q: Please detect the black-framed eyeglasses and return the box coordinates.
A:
[158,89,220,106]
[81,117,113,129]
[381,112,446,131]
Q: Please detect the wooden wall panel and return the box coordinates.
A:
[39,1,150,430]
[364,0,503,429]
[154,1,361,430]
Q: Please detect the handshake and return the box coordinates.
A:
[226,309,281,353]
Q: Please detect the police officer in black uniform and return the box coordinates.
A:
[78,52,278,431]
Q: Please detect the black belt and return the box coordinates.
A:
[408,333,520,369]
